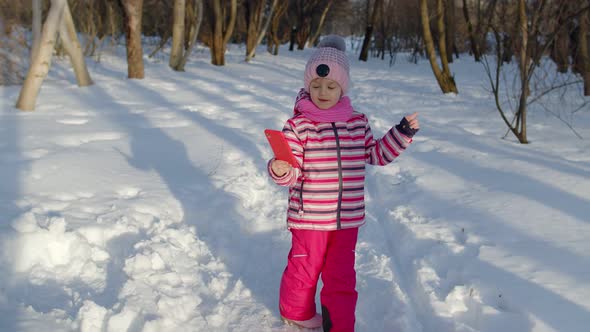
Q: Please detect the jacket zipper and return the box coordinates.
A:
[331,122,343,230]
[298,177,305,215]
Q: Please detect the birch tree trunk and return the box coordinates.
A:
[122,0,145,79]
[17,0,94,111]
[177,0,203,70]
[31,0,43,63]
[420,0,458,93]
[169,0,186,69]
[16,0,67,111]
[59,1,92,86]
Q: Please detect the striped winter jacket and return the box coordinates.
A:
[268,111,413,231]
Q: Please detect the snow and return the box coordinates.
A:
[0,42,589,332]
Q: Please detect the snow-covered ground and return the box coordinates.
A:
[0,42,589,332]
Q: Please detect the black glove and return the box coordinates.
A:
[395,117,419,138]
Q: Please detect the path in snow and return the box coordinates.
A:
[2,46,589,331]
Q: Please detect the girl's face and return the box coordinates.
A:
[309,78,342,109]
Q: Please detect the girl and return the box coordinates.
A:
[268,35,419,331]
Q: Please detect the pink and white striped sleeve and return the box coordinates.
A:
[365,116,412,166]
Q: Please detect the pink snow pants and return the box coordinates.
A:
[279,227,358,332]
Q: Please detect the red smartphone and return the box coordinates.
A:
[264,129,300,168]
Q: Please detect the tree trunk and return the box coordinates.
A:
[296,24,310,50]
[31,0,42,63]
[211,0,224,65]
[502,33,513,63]
[224,0,238,46]
[462,0,481,61]
[81,0,99,56]
[250,0,278,59]
[177,0,203,70]
[552,30,569,73]
[169,0,186,70]
[210,0,237,66]
[420,0,458,94]
[122,0,145,79]
[551,2,571,73]
[437,0,452,75]
[246,0,278,62]
[359,25,373,61]
[16,0,67,111]
[579,8,590,95]
[360,0,382,61]
[268,0,287,55]
[307,0,334,48]
[445,0,456,62]
[245,0,264,61]
[289,26,297,51]
[58,1,93,86]
[517,0,528,143]
[106,1,119,44]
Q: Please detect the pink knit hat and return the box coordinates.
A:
[304,35,350,95]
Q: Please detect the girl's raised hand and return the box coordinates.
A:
[405,112,420,129]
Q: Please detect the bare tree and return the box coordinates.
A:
[292,0,329,50]
[16,0,93,111]
[515,0,529,142]
[267,0,288,55]
[59,1,92,84]
[445,0,457,62]
[168,0,203,70]
[483,0,589,143]
[577,5,590,95]
[550,1,572,73]
[359,0,382,61]
[307,0,334,48]
[170,0,186,69]
[177,0,203,69]
[121,0,145,78]
[75,0,103,57]
[245,0,265,61]
[380,0,422,60]
[245,0,278,61]
[420,0,458,93]
[376,0,392,61]
[106,0,123,47]
[206,0,237,65]
[462,0,498,62]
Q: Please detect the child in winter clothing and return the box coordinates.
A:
[268,35,419,331]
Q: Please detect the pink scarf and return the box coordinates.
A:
[293,89,353,123]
